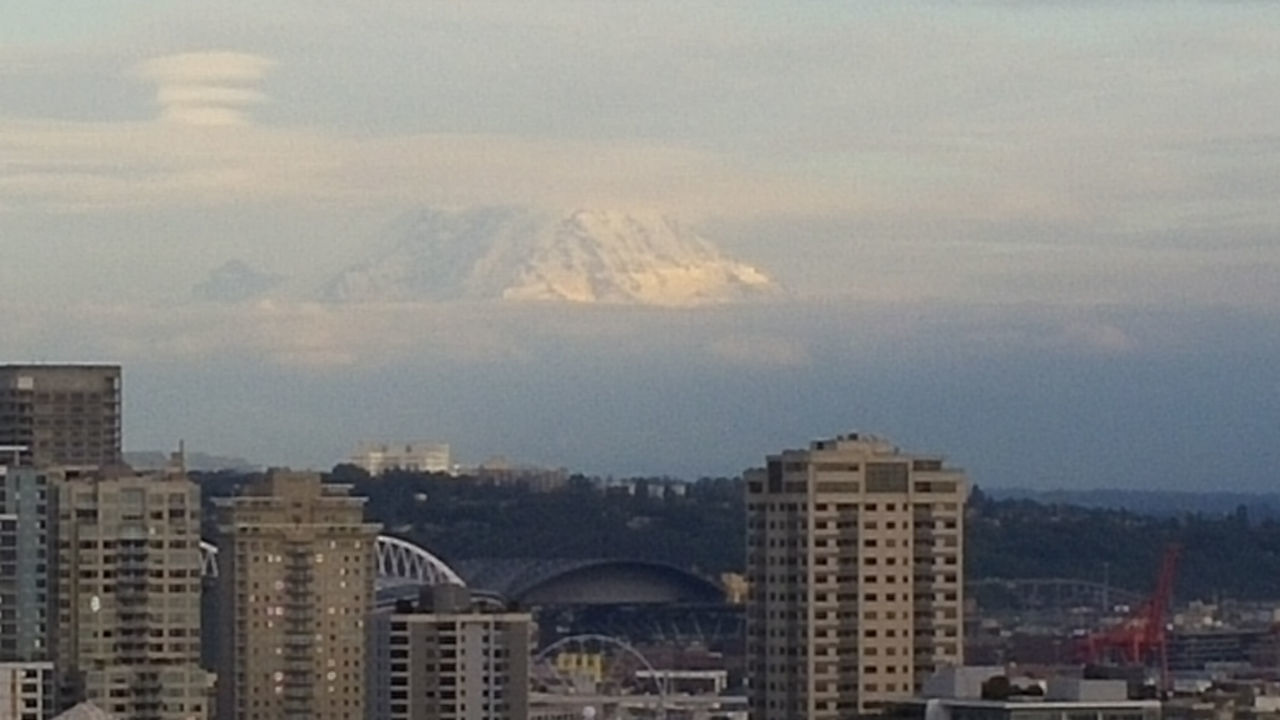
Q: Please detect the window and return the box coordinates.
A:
[866,463,908,492]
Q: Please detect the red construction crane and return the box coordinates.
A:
[1079,544,1180,689]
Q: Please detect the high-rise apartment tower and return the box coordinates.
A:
[0,464,57,665]
[55,467,209,720]
[745,433,967,719]
[0,458,60,720]
[0,365,122,469]
[214,471,380,720]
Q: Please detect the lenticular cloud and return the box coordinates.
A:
[136,51,274,126]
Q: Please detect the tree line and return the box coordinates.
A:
[195,468,1280,599]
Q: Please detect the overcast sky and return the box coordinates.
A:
[3,2,1278,488]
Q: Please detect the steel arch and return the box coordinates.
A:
[200,535,464,587]
[375,534,466,586]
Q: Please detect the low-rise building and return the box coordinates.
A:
[0,661,55,720]
[470,458,567,492]
[892,667,1162,720]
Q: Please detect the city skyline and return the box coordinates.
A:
[3,2,1279,489]
[4,364,1280,720]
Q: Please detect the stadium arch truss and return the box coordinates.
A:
[199,534,465,586]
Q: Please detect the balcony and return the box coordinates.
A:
[284,583,313,598]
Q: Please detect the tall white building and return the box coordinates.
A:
[349,442,451,476]
[745,433,967,719]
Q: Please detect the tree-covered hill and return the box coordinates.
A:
[967,489,1280,601]
[194,469,1280,600]
[196,468,745,576]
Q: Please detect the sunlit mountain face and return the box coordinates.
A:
[323,207,780,307]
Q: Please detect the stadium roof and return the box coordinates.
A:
[450,557,725,606]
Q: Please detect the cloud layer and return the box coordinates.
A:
[6,295,1276,487]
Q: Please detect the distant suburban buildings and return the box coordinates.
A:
[347,443,579,492]
[0,364,122,469]
[468,457,568,492]
[370,585,532,720]
[745,432,967,719]
[349,442,452,475]
[213,470,380,720]
[122,451,257,473]
[54,466,210,719]
[593,476,688,498]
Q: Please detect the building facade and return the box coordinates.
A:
[0,463,59,719]
[214,470,380,720]
[745,433,967,719]
[54,468,208,720]
[0,661,56,720]
[0,365,122,469]
[349,443,451,476]
[0,465,57,665]
[370,586,532,720]
[890,667,1162,720]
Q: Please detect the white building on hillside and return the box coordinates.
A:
[349,442,452,475]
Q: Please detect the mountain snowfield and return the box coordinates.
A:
[323,207,780,307]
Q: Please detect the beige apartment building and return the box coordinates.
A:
[55,467,209,720]
[213,470,380,720]
[370,585,532,720]
[745,433,967,719]
[0,364,122,469]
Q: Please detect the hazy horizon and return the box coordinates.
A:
[5,2,1278,490]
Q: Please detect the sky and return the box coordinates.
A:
[3,1,1279,488]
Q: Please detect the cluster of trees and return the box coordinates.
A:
[195,468,1280,599]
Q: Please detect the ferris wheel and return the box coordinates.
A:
[532,634,668,720]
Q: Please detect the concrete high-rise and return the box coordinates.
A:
[54,467,209,720]
[745,433,967,719]
[369,586,532,720]
[0,458,60,720]
[0,365,122,469]
[213,470,380,720]
[0,464,57,665]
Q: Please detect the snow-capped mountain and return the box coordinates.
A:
[323,207,780,307]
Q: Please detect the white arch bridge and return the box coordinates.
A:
[199,535,465,587]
